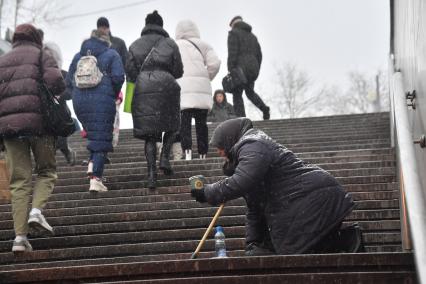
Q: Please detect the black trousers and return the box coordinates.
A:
[180,109,208,155]
[233,81,268,117]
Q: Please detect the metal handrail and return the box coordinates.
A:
[390,70,426,284]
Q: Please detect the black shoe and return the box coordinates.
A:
[104,156,111,165]
[159,156,173,176]
[81,159,89,166]
[338,223,365,253]
[263,107,270,120]
[245,242,275,256]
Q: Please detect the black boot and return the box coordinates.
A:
[159,132,176,176]
[263,106,270,120]
[147,164,157,190]
[245,242,275,256]
[145,139,157,189]
[337,223,365,253]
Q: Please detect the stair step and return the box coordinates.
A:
[0,252,414,284]
[0,205,401,230]
[0,183,400,212]
[0,193,400,221]
[0,113,413,283]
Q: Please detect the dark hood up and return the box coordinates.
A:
[210,117,253,154]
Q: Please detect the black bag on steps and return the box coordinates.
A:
[38,51,76,137]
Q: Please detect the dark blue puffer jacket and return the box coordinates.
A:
[66,36,124,152]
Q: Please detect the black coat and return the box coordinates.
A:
[111,34,128,67]
[227,21,262,82]
[126,25,183,139]
[205,121,354,254]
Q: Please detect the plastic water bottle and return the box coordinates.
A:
[214,226,227,258]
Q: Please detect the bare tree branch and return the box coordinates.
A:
[273,62,325,118]
[14,0,67,28]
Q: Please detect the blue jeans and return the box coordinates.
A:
[90,152,107,178]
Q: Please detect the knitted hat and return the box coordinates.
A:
[145,10,163,27]
[97,17,110,28]
[229,16,243,27]
[12,24,42,46]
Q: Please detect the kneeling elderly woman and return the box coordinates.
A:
[191,118,363,256]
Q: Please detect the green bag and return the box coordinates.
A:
[124,82,135,113]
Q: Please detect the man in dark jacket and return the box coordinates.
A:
[191,118,364,256]
[208,89,236,123]
[126,10,183,189]
[97,17,128,67]
[0,24,65,252]
[227,16,270,120]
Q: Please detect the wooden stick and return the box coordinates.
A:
[190,204,225,259]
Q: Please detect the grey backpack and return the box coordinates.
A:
[74,51,103,88]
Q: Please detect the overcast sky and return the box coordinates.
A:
[39,0,390,127]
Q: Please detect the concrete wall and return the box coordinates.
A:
[392,0,426,196]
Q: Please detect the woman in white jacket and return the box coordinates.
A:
[176,20,221,160]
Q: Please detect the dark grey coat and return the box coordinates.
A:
[208,92,236,123]
[205,119,355,254]
[110,34,128,67]
[227,21,262,82]
[126,25,183,139]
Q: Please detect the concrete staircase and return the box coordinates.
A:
[0,112,417,283]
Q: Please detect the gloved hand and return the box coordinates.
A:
[189,175,207,203]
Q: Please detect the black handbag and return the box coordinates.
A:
[222,73,235,93]
[38,51,76,137]
[222,67,247,93]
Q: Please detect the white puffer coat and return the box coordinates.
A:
[175,20,221,110]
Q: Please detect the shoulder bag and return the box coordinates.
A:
[38,51,76,137]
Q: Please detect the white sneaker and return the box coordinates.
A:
[28,213,54,236]
[89,178,108,192]
[185,149,192,161]
[199,154,206,160]
[12,239,33,252]
[87,161,93,177]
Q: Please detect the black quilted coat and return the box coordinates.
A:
[126,24,183,139]
[205,118,355,254]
